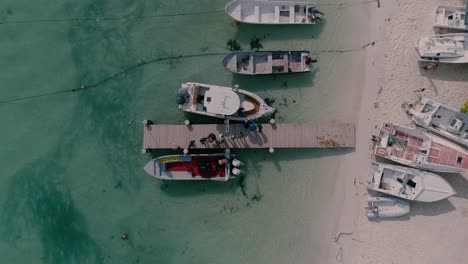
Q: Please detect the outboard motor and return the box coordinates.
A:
[232,159,244,167]
[176,88,189,105]
[231,167,243,176]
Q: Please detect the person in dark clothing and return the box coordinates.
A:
[188,140,196,149]
[257,123,263,133]
[200,137,208,144]
[208,133,216,143]
[243,120,250,129]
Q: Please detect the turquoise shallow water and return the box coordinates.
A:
[0,0,370,263]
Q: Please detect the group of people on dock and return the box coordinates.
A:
[196,120,264,148]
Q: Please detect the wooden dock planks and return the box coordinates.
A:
[143,122,355,150]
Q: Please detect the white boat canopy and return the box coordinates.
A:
[204,89,241,115]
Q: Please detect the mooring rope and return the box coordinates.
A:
[334,231,353,264]
[318,0,378,7]
[0,52,225,104]
[0,10,224,25]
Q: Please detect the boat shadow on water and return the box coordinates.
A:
[230,67,318,92]
[235,19,327,41]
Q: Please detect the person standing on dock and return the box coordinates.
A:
[207,133,216,143]
[249,120,258,132]
[257,123,263,133]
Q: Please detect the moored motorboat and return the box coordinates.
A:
[367,163,456,202]
[177,82,275,121]
[222,51,315,75]
[374,122,468,173]
[409,97,468,148]
[225,0,323,25]
[416,33,468,63]
[434,5,468,31]
[144,153,243,181]
[366,197,410,218]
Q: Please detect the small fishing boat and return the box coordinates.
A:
[374,122,468,173]
[225,0,323,25]
[222,51,314,75]
[144,153,243,181]
[177,82,275,121]
[416,33,468,63]
[366,197,410,218]
[368,163,456,202]
[409,97,468,148]
[434,5,468,31]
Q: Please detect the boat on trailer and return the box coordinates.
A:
[409,97,468,148]
[225,0,323,25]
[222,51,314,75]
[144,153,243,181]
[416,33,468,63]
[434,4,468,31]
[366,197,410,218]
[368,163,456,202]
[177,82,275,121]
[374,122,468,173]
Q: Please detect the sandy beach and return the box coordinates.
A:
[328,0,468,263]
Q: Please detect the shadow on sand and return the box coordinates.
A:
[230,67,318,91]
[366,190,456,222]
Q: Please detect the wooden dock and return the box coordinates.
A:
[143,122,355,150]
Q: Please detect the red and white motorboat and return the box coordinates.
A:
[144,153,243,181]
[374,122,468,173]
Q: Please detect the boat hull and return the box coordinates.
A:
[409,97,468,149]
[225,0,320,25]
[177,82,275,121]
[434,5,468,31]
[222,51,312,75]
[374,122,468,173]
[144,153,236,181]
[416,33,468,63]
[367,163,456,202]
[366,197,410,218]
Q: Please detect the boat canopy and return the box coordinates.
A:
[203,89,241,115]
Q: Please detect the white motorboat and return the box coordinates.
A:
[144,153,243,181]
[416,33,468,63]
[374,122,468,173]
[366,197,410,218]
[177,82,275,121]
[409,97,468,148]
[434,5,468,31]
[367,163,456,202]
[222,51,314,75]
[225,0,323,25]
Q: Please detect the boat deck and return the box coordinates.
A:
[143,122,355,150]
[388,130,468,169]
[166,156,226,177]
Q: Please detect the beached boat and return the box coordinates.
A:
[416,33,468,63]
[366,197,410,218]
[434,5,468,31]
[177,82,275,121]
[409,97,468,148]
[225,0,323,25]
[144,153,243,181]
[368,163,456,202]
[222,51,314,75]
[374,122,468,173]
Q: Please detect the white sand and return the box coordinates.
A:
[328,0,468,263]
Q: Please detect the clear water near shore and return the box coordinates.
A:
[0,0,371,263]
